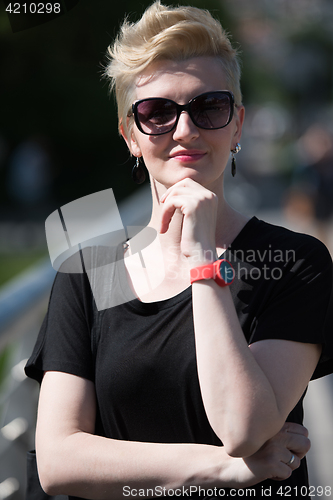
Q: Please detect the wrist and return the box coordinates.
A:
[187,248,218,268]
[183,445,234,489]
[190,259,235,287]
[186,446,253,490]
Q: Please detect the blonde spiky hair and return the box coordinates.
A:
[104,1,242,139]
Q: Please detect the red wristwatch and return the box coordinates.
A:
[190,259,235,287]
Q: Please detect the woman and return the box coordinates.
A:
[25,2,333,499]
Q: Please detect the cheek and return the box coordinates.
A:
[208,131,233,154]
[141,136,169,161]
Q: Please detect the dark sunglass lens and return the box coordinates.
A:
[192,93,231,129]
[136,99,177,135]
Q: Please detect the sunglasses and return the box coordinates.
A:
[131,91,235,136]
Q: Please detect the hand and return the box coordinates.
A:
[159,178,218,262]
[231,423,311,488]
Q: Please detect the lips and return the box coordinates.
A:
[169,150,207,162]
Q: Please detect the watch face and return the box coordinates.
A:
[219,260,235,284]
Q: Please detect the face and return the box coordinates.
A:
[122,57,245,192]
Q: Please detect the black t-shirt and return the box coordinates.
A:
[25,217,333,499]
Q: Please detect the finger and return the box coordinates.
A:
[282,451,301,471]
[160,183,185,204]
[159,202,178,233]
[268,461,294,481]
[267,449,301,480]
[160,178,204,204]
[282,422,309,437]
[270,454,302,481]
[285,433,311,459]
[159,190,169,204]
[279,423,310,459]
[159,197,190,233]
[160,186,194,204]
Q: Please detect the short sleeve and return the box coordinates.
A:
[25,271,94,384]
[250,236,333,380]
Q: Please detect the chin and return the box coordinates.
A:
[179,169,223,188]
[170,167,209,184]
[151,166,223,190]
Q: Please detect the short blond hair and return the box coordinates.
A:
[104,1,242,138]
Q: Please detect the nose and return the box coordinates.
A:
[172,111,200,142]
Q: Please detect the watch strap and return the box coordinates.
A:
[190,259,234,287]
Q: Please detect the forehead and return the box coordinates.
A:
[134,57,228,101]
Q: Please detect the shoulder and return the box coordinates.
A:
[46,247,97,327]
[51,268,92,306]
[243,216,332,269]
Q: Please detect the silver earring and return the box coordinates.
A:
[231,143,241,177]
[132,157,146,184]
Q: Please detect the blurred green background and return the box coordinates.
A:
[0,0,333,284]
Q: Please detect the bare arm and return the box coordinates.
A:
[192,280,321,456]
[36,371,310,500]
[160,178,322,457]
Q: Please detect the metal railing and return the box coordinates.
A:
[0,260,56,500]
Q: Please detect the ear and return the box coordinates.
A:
[233,105,245,144]
[120,122,142,158]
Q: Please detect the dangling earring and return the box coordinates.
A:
[132,156,146,184]
[231,143,241,177]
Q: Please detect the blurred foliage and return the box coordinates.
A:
[0,345,13,390]
[0,251,47,286]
